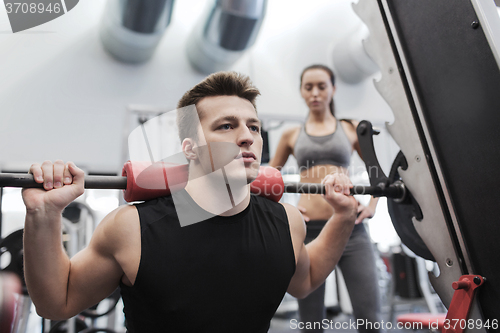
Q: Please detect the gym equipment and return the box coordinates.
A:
[355,0,500,328]
[48,318,87,333]
[387,152,432,261]
[354,121,433,261]
[0,161,406,203]
[0,221,121,333]
[0,229,31,333]
[47,300,120,333]
[80,288,121,319]
[0,205,118,332]
[0,230,25,294]
[397,313,446,332]
[0,274,20,333]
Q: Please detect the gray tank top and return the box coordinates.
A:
[294,120,352,170]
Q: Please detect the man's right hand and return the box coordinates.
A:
[321,173,357,219]
[22,160,85,215]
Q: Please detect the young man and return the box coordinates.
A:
[22,72,357,332]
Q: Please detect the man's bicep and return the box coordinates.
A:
[282,203,311,298]
[64,208,128,317]
[286,243,312,299]
[281,203,306,263]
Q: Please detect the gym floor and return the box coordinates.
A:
[268,301,438,333]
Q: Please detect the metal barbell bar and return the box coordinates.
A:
[0,173,406,200]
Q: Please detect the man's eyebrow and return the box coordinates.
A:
[212,115,261,126]
[213,115,238,123]
[248,117,261,126]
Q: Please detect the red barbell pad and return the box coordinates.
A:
[122,161,189,202]
[122,161,284,203]
[250,166,284,203]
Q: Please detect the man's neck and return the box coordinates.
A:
[184,171,251,217]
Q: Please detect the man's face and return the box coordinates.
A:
[192,95,262,184]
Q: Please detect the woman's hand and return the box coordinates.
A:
[355,203,375,224]
[297,206,310,222]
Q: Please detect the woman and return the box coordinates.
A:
[269,65,383,333]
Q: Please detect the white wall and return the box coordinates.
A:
[0,0,397,174]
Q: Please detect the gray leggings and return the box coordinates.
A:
[298,222,384,333]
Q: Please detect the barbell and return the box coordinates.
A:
[0,156,432,260]
[0,161,406,202]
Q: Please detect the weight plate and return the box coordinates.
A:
[387,151,435,261]
[0,229,27,293]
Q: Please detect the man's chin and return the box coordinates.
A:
[246,163,261,183]
[246,176,257,185]
[221,160,260,184]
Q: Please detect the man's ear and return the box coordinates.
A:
[182,138,198,161]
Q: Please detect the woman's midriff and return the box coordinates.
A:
[296,164,349,221]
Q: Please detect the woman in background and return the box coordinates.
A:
[269,64,383,333]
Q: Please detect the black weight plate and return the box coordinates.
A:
[0,229,26,292]
[387,151,435,261]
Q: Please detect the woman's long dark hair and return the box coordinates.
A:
[300,64,336,117]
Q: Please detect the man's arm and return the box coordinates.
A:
[285,173,357,299]
[22,161,137,320]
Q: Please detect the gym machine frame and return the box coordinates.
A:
[354,0,500,331]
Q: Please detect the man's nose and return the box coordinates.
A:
[237,126,254,146]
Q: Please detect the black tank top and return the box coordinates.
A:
[120,190,296,333]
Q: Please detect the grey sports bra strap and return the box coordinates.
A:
[294,119,352,170]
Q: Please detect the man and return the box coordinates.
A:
[22,71,357,332]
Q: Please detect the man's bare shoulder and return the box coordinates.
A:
[90,204,140,255]
[280,203,306,238]
[102,204,139,232]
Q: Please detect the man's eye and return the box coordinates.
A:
[250,125,260,132]
[219,124,231,130]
